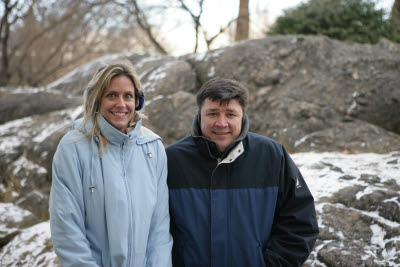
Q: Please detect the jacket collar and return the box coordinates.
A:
[74,114,143,145]
[190,112,249,159]
[97,114,141,144]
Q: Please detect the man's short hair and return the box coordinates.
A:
[196,77,249,112]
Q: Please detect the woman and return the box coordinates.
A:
[49,60,172,267]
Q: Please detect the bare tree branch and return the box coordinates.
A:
[128,0,168,54]
[204,18,237,49]
[175,0,205,52]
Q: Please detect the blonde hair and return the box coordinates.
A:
[80,59,143,156]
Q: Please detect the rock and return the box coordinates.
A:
[0,221,60,267]
[292,121,400,153]
[339,175,356,180]
[0,106,83,219]
[0,203,39,248]
[144,91,197,145]
[29,35,400,153]
[0,90,81,124]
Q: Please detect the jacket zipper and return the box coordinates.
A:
[210,157,221,267]
[121,142,132,266]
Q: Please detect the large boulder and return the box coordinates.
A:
[183,36,400,152]
[43,35,400,153]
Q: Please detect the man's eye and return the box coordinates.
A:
[227,113,235,118]
[208,113,216,117]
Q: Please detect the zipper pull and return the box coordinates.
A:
[89,186,95,193]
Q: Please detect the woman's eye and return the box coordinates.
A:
[107,93,115,98]
[125,94,133,99]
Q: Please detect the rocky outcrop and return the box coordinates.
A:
[1,35,400,266]
[294,152,400,267]
[47,35,400,153]
[0,89,81,124]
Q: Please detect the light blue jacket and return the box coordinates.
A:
[49,115,173,267]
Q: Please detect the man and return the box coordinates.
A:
[166,77,319,266]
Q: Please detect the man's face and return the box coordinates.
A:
[200,98,243,152]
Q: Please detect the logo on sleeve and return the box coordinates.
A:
[296,176,302,189]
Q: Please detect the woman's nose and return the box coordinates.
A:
[115,96,126,107]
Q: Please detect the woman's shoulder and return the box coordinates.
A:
[58,129,90,149]
[136,126,162,145]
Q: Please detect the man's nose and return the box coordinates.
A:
[215,116,228,127]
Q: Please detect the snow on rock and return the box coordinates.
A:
[32,105,83,143]
[0,117,34,154]
[296,151,400,266]
[0,203,32,225]
[292,151,399,201]
[0,221,59,267]
[46,53,134,90]
[12,154,47,176]
[0,203,37,253]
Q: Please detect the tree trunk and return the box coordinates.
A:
[392,0,400,26]
[0,0,12,86]
[235,0,249,41]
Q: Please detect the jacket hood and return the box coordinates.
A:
[190,112,249,159]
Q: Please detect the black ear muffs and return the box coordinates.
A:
[136,91,145,110]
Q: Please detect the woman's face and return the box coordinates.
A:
[99,75,136,133]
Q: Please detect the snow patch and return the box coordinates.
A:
[0,203,32,225]
[146,95,164,106]
[0,221,58,267]
[292,152,400,201]
[134,54,165,69]
[32,106,83,143]
[12,154,47,176]
[47,53,134,89]
[370,224,386,249]
[0,117,34,135]
[141,62,175,92]
[294,134,310,147]
[208,66,216,77]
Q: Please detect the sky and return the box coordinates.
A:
[164,0,395,55]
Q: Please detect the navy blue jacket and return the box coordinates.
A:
[166,117,318,267]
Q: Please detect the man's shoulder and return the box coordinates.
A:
[246,132,284,156]
[166,136,194,153]
[247,132,281,146]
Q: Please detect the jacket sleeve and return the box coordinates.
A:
[264,146,319,266]
[145,141,173,267]
[49,138,99,267]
